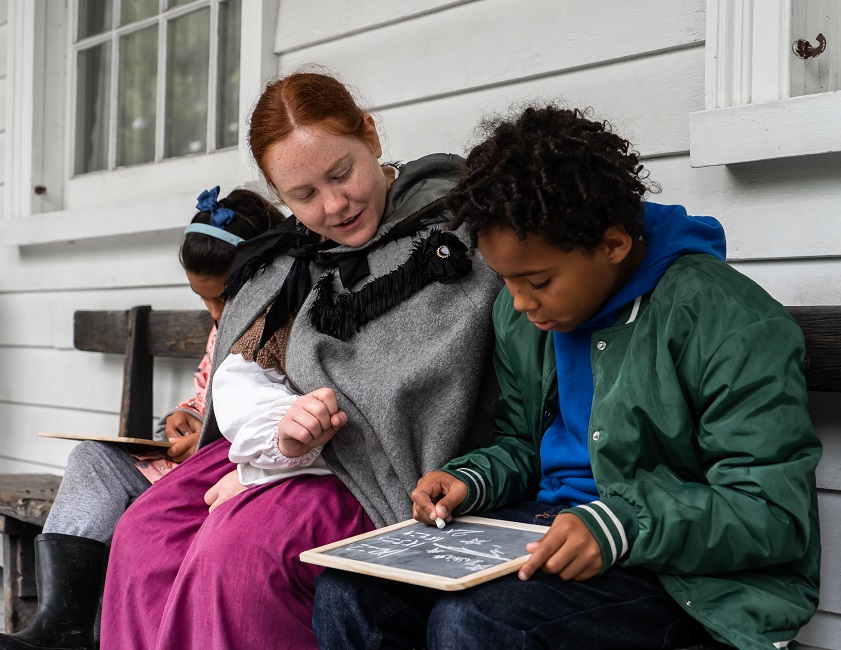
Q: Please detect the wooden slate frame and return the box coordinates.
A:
[300,516,548,591]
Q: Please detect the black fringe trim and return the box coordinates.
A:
[308,230,471,341]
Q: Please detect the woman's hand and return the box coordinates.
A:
[204,469,247,513]
[276,387,347,457]
[518,513,603,581]
[411,471,468,525]
[167,431,200,463]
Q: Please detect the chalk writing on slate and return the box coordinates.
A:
[323,519,545,580]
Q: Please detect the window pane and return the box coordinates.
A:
[164,8,209,158]
[120,0,158,26]
[78,0,113,40]
[75,43,112,174]
[117,26,158,167]
[168,0,195,7]
[217,0,241,149]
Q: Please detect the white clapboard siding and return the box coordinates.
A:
[816,491,841,615]
[730,259,841,307]
[0,130,5,182]
[645,155,841,262]
[0,402,121,472]
[0,15,6,79]
[376,46,703,162]
[277,0,705,111]
[811,390,841,632]
[276,0,472,53]
[0,285,205,349]
[0,76,7,131]
[0,230,188,294]
[0,347,199,420]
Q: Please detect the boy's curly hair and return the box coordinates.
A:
[447,105,656,253]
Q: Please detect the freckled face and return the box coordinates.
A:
[186,271,226,322]
[477,227,630,333]
[262,117,391,247]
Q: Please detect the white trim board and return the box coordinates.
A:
[690,90,841,166]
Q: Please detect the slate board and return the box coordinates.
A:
[300,516,547,591]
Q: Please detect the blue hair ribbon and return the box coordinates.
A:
[184,186,243,246]
[196,186,236,227]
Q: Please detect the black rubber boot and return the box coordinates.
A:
[0,533,107,650]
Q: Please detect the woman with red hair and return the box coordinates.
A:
[99,72,500,650]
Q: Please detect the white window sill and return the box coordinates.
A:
[3,191,208,246]
[4,149,263,246]
[689,90,841,167]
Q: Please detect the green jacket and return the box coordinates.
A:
[442,254,821,649]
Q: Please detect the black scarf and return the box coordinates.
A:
[223,197,472,352]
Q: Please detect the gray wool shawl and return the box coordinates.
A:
[199,153,501,526]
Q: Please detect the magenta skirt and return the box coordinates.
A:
[100,438,374,650]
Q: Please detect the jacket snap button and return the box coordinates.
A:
[685,600,692,607]
[543,409,552,420]
[597,340,607,351]
[592,431,600,441]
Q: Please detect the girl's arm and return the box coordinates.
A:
[153,325,217,445]
[211,353,335,486]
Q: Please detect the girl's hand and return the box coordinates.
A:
[167,432,200,463]
[518,513,603,582]
[204,469,246,513]
[276,387,347,457]
[165,410,203,439]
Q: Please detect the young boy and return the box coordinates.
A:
[313,106,821,650]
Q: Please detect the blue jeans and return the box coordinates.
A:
[313,502,716,649]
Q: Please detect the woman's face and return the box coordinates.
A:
[263,116,391,247]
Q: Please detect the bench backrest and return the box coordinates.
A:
[787,306,841,393]
[71,304,840,441]
[73,306,214,439]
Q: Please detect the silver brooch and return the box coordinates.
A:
[436,245,450,259]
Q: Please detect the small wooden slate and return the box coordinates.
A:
[301,516,546,591]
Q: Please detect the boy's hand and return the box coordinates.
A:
[519,513,603,581]
[167,431,200,462]
[277,387,346,457]
[411,471,468,525]
[204,469,246,513]
[164,410,202,439]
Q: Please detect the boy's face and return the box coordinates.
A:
[477,227,632,333]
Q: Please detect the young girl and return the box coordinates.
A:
[0,187,283,650]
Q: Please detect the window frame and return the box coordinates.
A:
[70,0,234,176]
[4,0,279,245]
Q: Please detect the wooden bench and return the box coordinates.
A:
[0,305,839,643]
[0,306,212,633]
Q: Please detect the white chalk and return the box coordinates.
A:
[435,517,446,530]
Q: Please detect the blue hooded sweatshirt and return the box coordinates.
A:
[537,203,727,506]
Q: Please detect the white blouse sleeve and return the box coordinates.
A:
[211,353,331,486]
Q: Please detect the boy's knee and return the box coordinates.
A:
[315,569,358,612]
